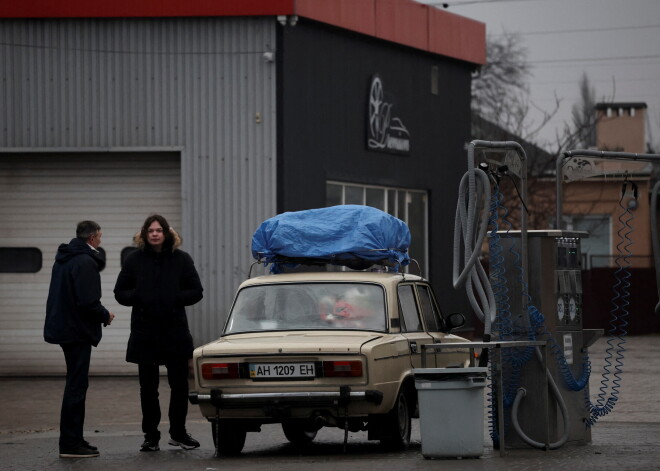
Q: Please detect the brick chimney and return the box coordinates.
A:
[595,102,647,153]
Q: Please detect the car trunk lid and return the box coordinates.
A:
[201,331,382,355]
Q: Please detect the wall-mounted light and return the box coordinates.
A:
[277,15,298,26]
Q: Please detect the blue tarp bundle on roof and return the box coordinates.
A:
[252,205,410,272]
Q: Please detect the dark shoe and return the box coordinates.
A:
[140,438,160,452]
[82,439,98,452]
[59,444,100,458]
[168,433,200,450]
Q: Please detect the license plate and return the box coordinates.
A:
[249,362,315,379]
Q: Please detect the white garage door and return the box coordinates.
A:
[0,152,181,375]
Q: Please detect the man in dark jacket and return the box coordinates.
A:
[45,221,115,459]
[114,214,203,452]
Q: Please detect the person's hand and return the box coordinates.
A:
[105,312,115,326]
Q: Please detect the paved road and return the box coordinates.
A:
[1,335,659,470]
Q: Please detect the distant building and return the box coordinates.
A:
[473,101,654,269]
[562,102,652,269]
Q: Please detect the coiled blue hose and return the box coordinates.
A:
[491,189,534,404]
[487,187,508,443]
[488,183,535,443]
[584,185,634,426]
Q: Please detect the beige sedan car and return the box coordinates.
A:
[189,270,470,455]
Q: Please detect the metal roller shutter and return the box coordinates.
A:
[0,152,181,375]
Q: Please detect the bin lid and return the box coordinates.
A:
[413,367,488,380]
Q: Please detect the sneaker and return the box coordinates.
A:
[59,444,100,458]
[140,438,160,452]
[82,440,98,452]
[168,433,200,450]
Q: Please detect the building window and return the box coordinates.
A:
[0,247,42,273]
[567,215,611,268]
[326,181,428,273]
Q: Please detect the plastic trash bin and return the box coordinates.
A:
[414,367,488,459]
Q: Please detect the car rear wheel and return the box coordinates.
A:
[282,421,319,445]
[381,390,411,449]
[211,420,247,455]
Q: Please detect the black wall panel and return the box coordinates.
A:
[278,19,474,320]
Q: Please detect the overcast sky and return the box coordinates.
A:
[418,0,660,151]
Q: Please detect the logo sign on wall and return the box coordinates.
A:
[367,75,410,155]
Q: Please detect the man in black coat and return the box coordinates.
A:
[45,220,115,458]
[114,214,203,452]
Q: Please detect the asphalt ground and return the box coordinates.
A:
[1,334,659,471]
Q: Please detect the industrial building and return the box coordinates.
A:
[0,1,485,374]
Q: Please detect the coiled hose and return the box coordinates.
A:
[584,182,634,426]
[486,186,510,444]
[452,167,496,332]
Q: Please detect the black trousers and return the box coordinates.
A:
[59,342,92,449]
[138,358,190,441]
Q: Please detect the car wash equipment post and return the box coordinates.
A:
[555,149,660,426]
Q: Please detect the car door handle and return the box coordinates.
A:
[409,341,418,354]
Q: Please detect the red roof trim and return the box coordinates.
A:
[294,0,377,38]
[375,0,429,52]
[295,0,485,65]
[429,6,486,65]
[0,0,295,19]
[0,0,485,65]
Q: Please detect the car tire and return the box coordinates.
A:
[282,421,319,445]
[211,420,247,455]
[381,390,411,450]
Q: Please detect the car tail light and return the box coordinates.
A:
[202,362,240,380]
[322,360,363,377]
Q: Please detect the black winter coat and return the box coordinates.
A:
[44,238,110,347]
[114,243,203,364]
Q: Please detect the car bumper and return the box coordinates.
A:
[189,387,383,409]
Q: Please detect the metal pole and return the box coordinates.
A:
[556,153,564,230]
[652,181,660,315]
[497,345,506,457]
[542,344,550,450]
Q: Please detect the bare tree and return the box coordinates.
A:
[472,32,560,142]
[570,72,597,149]
[471,32,530,136]
[472,34,608,230]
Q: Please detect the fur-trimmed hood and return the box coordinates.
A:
[133,227,182,251]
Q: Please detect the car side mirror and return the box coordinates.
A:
[445,312,466,332]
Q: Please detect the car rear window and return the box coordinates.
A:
[224,283,387,333]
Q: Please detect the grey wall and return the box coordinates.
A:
[0,17,278,346]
